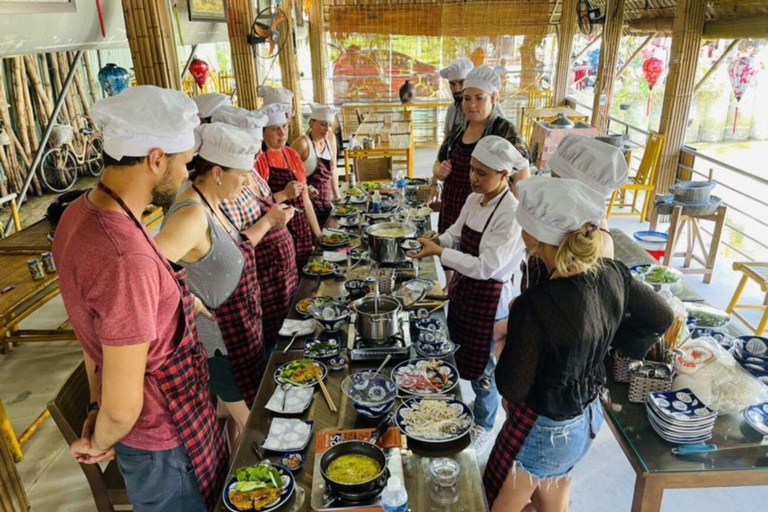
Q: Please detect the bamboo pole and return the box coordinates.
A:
[0,63,23,192]
[278,0,304,141]
[84,51,99,102]
[553,0,577,106]
[19,61,42,196]
[56,53,84,149]
[657,0,707,193]
[309,0,329,103]
[591,0,626,133]
[519,34,544,91]
[617,33,657,77]
[228,0,260,109]
[0,148,10,197]
[49,53,71,122]
[23,55,53,120]
[68,51,91,116]
[11,58,32,162]
[572,34,602,63]
[693,39,740,93]
[122,0,180,89]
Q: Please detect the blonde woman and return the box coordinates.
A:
[485,177,674,512]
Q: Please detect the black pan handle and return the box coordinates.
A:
[370,413,394,446]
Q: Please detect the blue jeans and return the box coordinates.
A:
[472,338,499,431]
[115,443,207,512]
[516,399,604,480]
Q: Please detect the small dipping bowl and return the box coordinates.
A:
[430,458,460,488]
[328,356,347,371]
[344,279,368,299]
[418,330,448,346]
[415,318,443,332]
[281,452,306,472]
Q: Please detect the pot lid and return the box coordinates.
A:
[550,113,575,128]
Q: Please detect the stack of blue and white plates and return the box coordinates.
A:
[731,336,768,385]
[646,389,717,444]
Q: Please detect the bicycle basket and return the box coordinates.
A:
[49,125,73,147]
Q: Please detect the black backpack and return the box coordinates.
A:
[46,189,88,226]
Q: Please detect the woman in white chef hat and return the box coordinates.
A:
[155,123,281,445]
[429,65,530,285]
[192,92,232,123]
[484,177,673,512]
[439,58,473,140]
[412,135,527,449]
[520,134,628,293]
[291,103,341,226]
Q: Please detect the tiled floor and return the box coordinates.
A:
[2,148,767,512]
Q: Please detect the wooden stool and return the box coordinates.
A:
[727,262,768,335]
[661,205,727,284]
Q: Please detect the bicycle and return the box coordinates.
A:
[40,115,104,193]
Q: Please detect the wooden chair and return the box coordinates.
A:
[727,262,768,335]
[48,363,131,512]
[354,157,393,182]
[607,131,665,223]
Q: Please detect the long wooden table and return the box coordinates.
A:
[609,229,768,512]
[343,116,415,179]
[220,214,488,512]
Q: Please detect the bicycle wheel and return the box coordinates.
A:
[41,147,78,193]
[86,137,105,177]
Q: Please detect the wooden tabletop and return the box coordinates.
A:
[354,122,412,137]
[219,213,488,512]
[0,220,52,254]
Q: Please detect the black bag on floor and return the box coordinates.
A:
[46,189,88,226]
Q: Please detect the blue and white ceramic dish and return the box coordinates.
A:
[280,452,306,472]
[648,389,717,421]
[395,397,473,443]
[341,370,398,418]
[261,419,314,453]
[414,339,459,359]
[303,337,340,359]
[414,317,443,332]
[344,279,368,299]
[417,330,448,346]
[308,304,351,333]
[739,336,768,358]
[744,403,768,436]
[328,356,347,371]
[223,464,295,512]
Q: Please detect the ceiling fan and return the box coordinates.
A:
[577,0,605,35]
[247,7,289,59]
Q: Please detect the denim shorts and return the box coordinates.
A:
[515,399,604,480]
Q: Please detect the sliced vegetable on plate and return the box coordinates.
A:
[296,296,337,316]
[303,260,338,276]
[274,359,327,387]
[224,462,295,512]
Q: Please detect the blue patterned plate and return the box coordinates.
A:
[744,403,768,436]
[648,389,717,421]
[395,397,473,443]
[391,358,459,396]
[223,463,295,512]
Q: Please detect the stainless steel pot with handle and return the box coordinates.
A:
[352,296,402,342]
[365,222,417,262]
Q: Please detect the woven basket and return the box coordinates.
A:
[612,351,634,383]
[49,125,73,147]
[628,362,674,403]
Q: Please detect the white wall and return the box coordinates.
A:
[0,1,230,58]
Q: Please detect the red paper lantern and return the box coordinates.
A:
[642,57,664,115]
[189,59,210,88]
[728,56,758,134]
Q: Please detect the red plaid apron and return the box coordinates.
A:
[265,150,314,269]
[483,402,538,506]
[96,184,227,511]
[307,156,334,227]
[520,254,549,293]
[249,193,299,349]
[447,193,507,381]
[438,139,476,234]
[191,185,266,408]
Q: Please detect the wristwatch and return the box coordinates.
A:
[87,401,99,414]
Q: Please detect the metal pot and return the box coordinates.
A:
[320,440,388,495]
[352,296,401,342]
[596,134,625,148]
[365,222,417,262]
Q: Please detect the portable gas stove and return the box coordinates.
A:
[373,260,418,281]
[347,312,412,361]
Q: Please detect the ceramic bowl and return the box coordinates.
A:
[414,318,443,332]
[344,279,369,299]
[308,304,351,333]
[280,452,306,472]
[342,370,397,418]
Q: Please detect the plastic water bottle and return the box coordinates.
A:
[658,284,674,303]
[371,190,382,213]
[396,170,406,193]
[381,476,408,512]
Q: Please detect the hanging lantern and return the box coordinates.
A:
[728,56,758,134]
[470,47,486,67]
[587,48,600,70]
[642,57,664,116]
[97,63,130,97]
[189,59,210,89]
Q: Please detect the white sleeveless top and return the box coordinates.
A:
[302,134,334,177]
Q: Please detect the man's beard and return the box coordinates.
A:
[151,161,179,209]
[453,93,462,103]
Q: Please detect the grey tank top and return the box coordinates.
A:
[302,134,333,177]
[162,199,245,355]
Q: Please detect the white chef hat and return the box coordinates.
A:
[259,103,292,127]
[471,135,528,174]
[194,123,260,170]
[516,176,606,246]
[439,58,473,81]
[192,93,232,119]
[549,134,629,198]
[91,85,199,160]
[259,86,293,111]
[309,103,339,123]
[463,66,501,95]
[211,105,269,141]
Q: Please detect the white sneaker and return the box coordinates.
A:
[470,424,492,450]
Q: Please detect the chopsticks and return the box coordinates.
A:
[317,378,337,413]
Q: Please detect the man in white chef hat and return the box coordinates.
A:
[52,85,226,511]
[439,58,473,140]
[192,92,232,123]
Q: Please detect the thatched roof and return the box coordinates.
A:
[322,0,768,37]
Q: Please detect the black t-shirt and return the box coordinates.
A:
[497,259,674,420]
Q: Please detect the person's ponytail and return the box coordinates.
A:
[554,223,602,277]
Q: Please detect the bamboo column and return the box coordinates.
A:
[228,0,260,110]
[656,0,706,193]
[68,51,91,116]
[519,35,544,90]
[23,55,54,123]
[278,0,303,141]
[84,51,99,102]
[121,0,181,89]
[591,0,626,133]
[309,0,329,104]
[553,0,578,106]
[0,63,23,193]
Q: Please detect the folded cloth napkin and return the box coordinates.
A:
[262,418,313,451]
[266,386,314,414]
[279,319,315,337]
